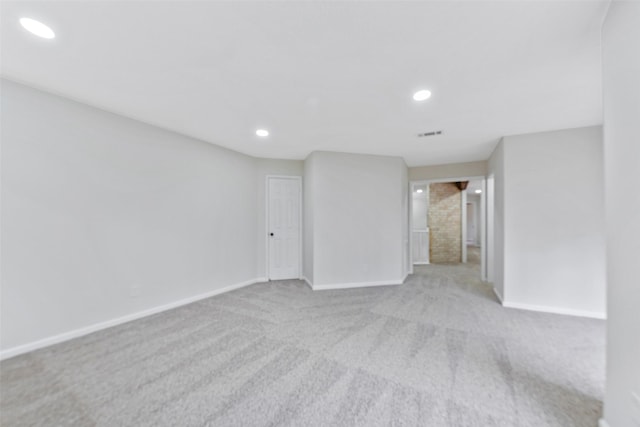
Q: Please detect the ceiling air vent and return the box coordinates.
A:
[418,130,443,137]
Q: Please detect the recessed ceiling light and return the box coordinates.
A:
[475,189,482,194]
[413,90,432,101]
[416,189,423,193]
[256,129,269,137]
[20,18,55,39]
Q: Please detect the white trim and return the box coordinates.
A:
[598,418,610,427]
[408,182,414,274]
[480,178,487,281]
[311,277,406,291]
[461,190,467,263]
[266,175,303,281]
[493,287,504,304]
[302,276,313,289]
[486,174,495,283]
[0,277,266,361]
[502,300,606,320]
[409,181,431,269]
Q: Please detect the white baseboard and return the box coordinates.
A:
[598,418,610,427]
[311,278,405,291]
[502,300,606,320]
[301,276,313,289]
[0,277,266,361]
[492,287,504,304]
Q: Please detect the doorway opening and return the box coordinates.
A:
[411,183,430,265]
[465,180,484,268]
[409,176,487,281]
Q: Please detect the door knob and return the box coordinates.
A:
[270,233,274,237]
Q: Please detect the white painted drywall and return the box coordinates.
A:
[487,140,505,300]
[0,80,260,352]
[302,153,315,284]
[502,126,605,317]
[409,161,488,181]
[400,164,410,278]
[255,158,304,278]
[486,174,495,283]
[602,2,640,426]
[306,152,407,286]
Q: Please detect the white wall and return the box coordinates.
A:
[503,126,605,317]
[305,151,407,287]
[1,80,260,353]
[486,174,495,282]
[490,127,606,317]
[255,158,303,278]
[400,164,410,277]
[302,153,316,284]
[602,2,640,426]
[409,161,487,181]
[487,140,505,300]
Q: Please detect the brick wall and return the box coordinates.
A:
[428,182,461,263]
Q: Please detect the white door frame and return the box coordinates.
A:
[485,175,493,283]
[462,189,468,263]
[480,178,488,282]
[265,175,303,281]
[409,176,487,280]
[409,181,430,274]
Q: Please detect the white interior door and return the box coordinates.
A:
[467,202,476,244]
[268,177,301,280]
[412,230,430,264]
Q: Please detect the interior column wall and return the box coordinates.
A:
[489,127,606,317]
[602,2,640,426]
[400,164,410,277]
[487,140,505,300]
[503,126,605,317]
[304,151,408,288]
[302,153,316,285]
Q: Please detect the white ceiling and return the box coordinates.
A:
[0,1,608,167]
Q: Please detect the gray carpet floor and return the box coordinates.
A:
[0,262,605,426]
